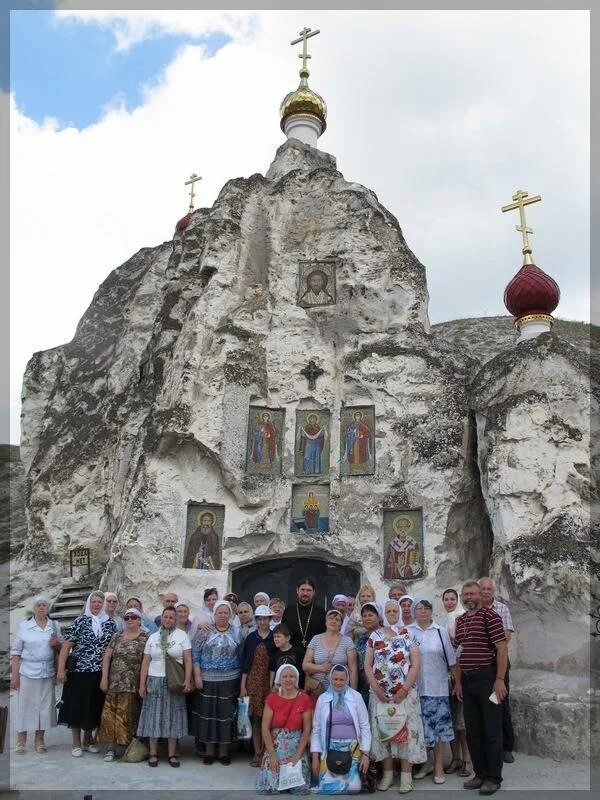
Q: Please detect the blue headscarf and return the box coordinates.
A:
[326,663,351,709]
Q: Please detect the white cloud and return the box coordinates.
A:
[10,10,590,444]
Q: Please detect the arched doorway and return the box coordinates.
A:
[232,557,360,610]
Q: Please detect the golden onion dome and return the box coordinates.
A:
[280,68,327,133]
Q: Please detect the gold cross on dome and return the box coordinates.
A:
[184,173,202,213]
[291,26,320,74]
[501,189,542,265]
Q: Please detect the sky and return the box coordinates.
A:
[9,9,590,445]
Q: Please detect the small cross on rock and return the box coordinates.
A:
[300,359,324,390]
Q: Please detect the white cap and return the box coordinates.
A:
[254,604,274,618]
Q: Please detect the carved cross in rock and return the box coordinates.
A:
[300,359,324,390]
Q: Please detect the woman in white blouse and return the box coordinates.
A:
[10,595,62,754]
[407,599,460,784]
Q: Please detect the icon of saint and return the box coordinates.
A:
[302,491,320,532]
[385,516,421,580]
[299,269,335,307]
[184,510,221,570]
[299,413,326,475]
[250,411,278,469]
[344,410,373,469]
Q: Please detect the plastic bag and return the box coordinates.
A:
[278,761,305,791]
[375,700,408,743]
[237,696,252,740]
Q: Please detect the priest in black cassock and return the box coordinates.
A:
[281,577,327,660]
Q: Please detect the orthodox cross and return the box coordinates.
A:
[185,173,202,213]
[501,189,542,265]
[300,359,324,390]
[290,27,320,73]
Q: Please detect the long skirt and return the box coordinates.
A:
[98,691,140,746]
[256,728,311,794]
[419,696,454,749]
[15,675,57,733]
[189,677,239,745]
[368,690,426,764]
[312,739,362,795]
[136,676,188,739]
[247,643,271,717]
[58,671,105,731]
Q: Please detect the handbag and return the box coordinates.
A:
[165,652,185,693]
[304,674,325,698]
[375,700,408,743]
[325,700,353,775]
[121,736,149,763]
[437,627,453,688]
[237,696,252,740]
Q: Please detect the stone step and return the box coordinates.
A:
[49,610,81,621]
[59,586,94,596]
[52,598,85,610]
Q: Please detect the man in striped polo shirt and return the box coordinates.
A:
[479,577,515,764]
[453,580,508,796]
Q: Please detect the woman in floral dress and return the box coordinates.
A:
[364,606,426,794]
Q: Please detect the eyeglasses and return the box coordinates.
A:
[123,615,138,621]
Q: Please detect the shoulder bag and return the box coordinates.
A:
[325,700,353,775]
[165,652,185,693]
[436,627,453,687]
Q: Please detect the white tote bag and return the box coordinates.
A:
[278,761,305,791]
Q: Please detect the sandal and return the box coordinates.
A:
[148,755,159,767]
[168,756,180,768]
[458,760,472,777]
[444,758,462,774]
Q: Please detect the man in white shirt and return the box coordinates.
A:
[479,577,515,764]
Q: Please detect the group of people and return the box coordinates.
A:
[10,576,515,796]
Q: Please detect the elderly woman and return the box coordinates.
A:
[254,591,271,608]
[174,600,192,635]
[238,602,257,642]
[441,589,471,777]
[364,607,426,793]
[10,595,62,754]
[103,592,122,632]
[98,607,149,761]
[125,595,158,634]
[137,606,192,767]
[331,595,350,635]
[56,590,117,757]
[354,602,383,708]
[383,599,401,632]
[398,595,415,627]
[256,665,313,793]
[311,664,371,794]
[269,598,286,629]
[190,600,241,765]
[407,599,459,784]
[241,604,277,766]
[303,610,357,698]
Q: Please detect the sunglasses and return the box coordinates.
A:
[123,615,138,621]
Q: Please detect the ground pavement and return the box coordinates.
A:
[0,691,592,798]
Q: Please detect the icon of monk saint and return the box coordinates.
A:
[184,511,221,569]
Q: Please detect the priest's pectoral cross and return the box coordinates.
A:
[301,359,324,390]
[185,172,202,213]
[501,189,541,265]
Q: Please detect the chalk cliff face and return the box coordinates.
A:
[15,139,591,687]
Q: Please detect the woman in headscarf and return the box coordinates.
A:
[237,601,256,642]
[98,607,149,761]
[189,600,241,765]
[364,598,426,793]
[241,604,277,766]
[125,595,158,634]
[189,587,219,638]
[10,595,62,754]
[310,664,371,794]
[407,599,458,784]
[331,595,350,635]
[398,595,415,627]
[383,599,401,632]
[174,600,192,635]
[137,606,192,767]
[56,590,117,757]
[254,591,271,608]
[256,664,312,794]
[441,588,471,777]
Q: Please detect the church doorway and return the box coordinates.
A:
[231,556,360,609]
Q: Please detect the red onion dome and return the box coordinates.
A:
[175,213,191,233]
[503,263,560,318]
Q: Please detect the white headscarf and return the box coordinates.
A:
[383,599,401,631]
[442,590,464,642]
[84,591,109,637]
[254,591,270,606]
[274,663,300,690]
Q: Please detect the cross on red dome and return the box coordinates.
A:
[503,263,560,319]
